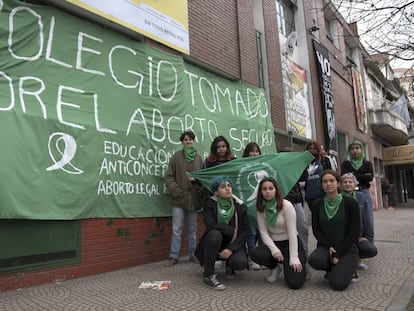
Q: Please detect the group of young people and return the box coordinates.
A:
[164,131,377,292]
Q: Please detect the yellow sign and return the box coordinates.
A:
[383,145,414,165]
[67,0,189,54]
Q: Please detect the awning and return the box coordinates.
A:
[383,145,414,166]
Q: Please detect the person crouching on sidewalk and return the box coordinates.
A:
[341,173,377,270]
[195,176,249,290]
[250,177,307,289]
[309,170,360,291]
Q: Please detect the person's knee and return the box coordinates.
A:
[285,274,305,289]
[330,278,350,291]
[205,230,222,245]
[231,258,248,271]
[359,240,378,258]
[309,251,328,270]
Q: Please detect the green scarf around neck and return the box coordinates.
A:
[183,146,197,162]
[323,193,343,220]
[217,197,235,224]
[263,198,278,227]
[350,156,363,170]
[343,191,357,201]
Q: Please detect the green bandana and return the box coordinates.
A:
[183,146,197,162]
[264,198,278,227]
[343,191,357,201]
[350,157,363,170]
[323,194,343,220]
[217,197,235,224]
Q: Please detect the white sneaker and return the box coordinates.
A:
[351,271,359,283]
[249,261,261,270]
[266,265,283,283]
[357,259,368,271]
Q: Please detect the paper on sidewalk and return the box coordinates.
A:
[138,281,171,290]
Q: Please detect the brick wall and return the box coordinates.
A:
[0,216,205,292]
[263,0,285,129]
[188,1,240,78]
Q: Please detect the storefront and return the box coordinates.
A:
[383,145,414,205]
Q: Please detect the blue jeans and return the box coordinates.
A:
[359,189,375,243]
[169,207,198,260]
[292,203,309,255]
[247,221,258,254]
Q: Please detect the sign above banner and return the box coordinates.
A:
[0,0,276,219]
[63,0,190,54]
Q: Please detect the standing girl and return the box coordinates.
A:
[242,142,262,270]
[203,135,235,169]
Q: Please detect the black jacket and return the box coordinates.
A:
[341,160,373,189]
[195,197,249,265]
[311,196,360,257]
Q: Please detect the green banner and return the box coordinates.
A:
[188,152,314,221]
[0,0,276,219]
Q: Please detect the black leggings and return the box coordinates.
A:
[309,246,358,291]
[358,239,377,259]
[203,229,248,277]
[250,238,307,289]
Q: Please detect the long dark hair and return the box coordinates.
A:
[242,142,262,157]
[207,135,234,162]
[306,139,321,161]
[256,177,283,213]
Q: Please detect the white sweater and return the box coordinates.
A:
[257,199,300,265]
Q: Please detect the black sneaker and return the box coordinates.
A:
[323,272,330,282]
[225,266,235,279]
[203,274,226,290]
[351,271,359,283]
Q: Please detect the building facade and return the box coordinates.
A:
[1,0,412,291]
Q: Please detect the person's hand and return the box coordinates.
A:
[328,247,336,256]
[329,247,338,264]
[218,248,233,259]
[273,251,284,262]
[359,237,368,242]
[291,263,303,273]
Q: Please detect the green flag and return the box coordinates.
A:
[188,152,314,221]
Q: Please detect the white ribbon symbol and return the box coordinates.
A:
[46,132,84,175]
[246,170,269,202]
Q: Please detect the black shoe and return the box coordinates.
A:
[323,272,330,282]
[351,271,359,283]
[225,266,235,279]
[164,258,178,267]
[203,274,226,290]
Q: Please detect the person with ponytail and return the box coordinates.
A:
[164,131,203,267]
[195,176,249,290]
[309,170,360,291]
[250,177,307,289]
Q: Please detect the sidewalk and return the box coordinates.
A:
[0,206,413,311]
